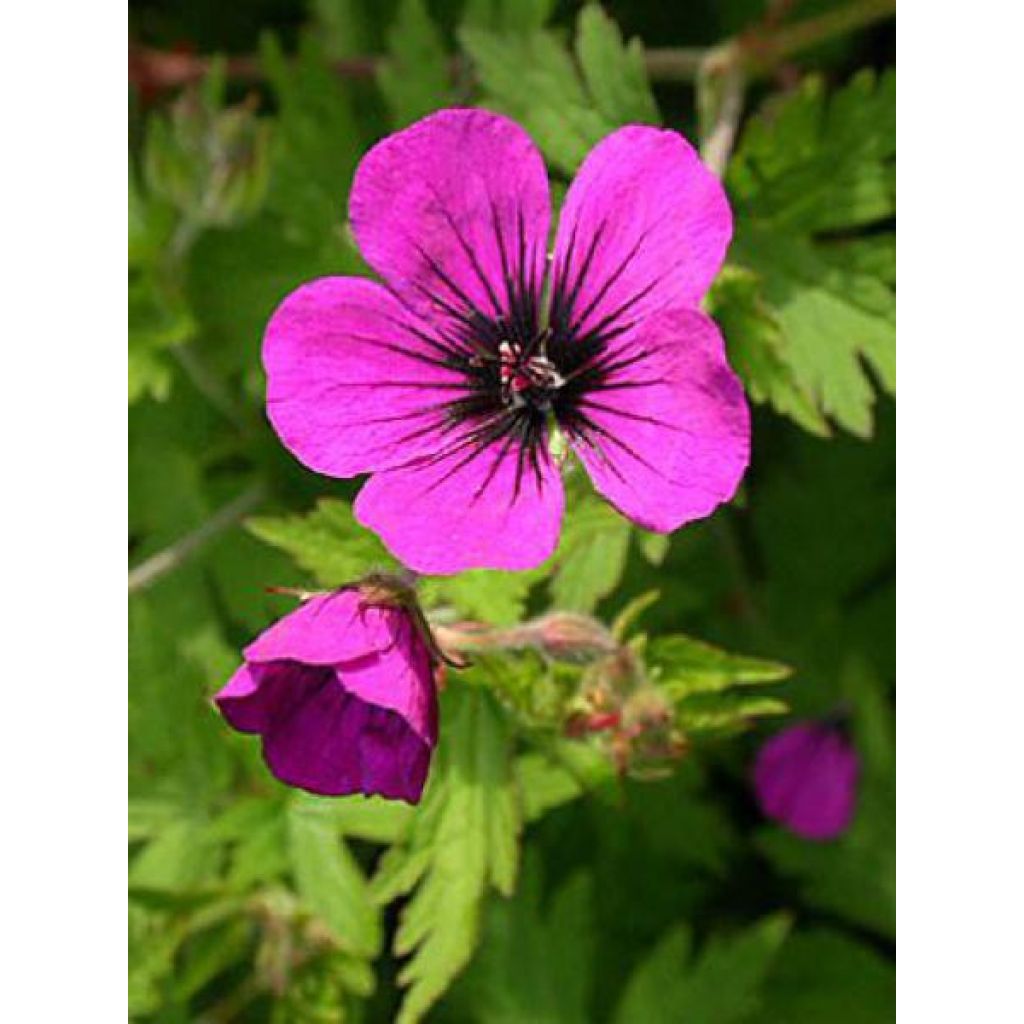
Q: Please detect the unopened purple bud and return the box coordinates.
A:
[215,589,437,803]
[753,720,858,841]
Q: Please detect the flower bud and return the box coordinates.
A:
[531,612,618,662]
[216,588,437,803]
[144,73,271,230]
[753,719,859,840]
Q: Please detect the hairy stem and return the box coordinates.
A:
[128,482,267,594]
[739,0,896,74]
[432,612,619,663]
[129,0,895,91]
[698,57,747,178]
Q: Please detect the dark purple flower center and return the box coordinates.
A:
[390,211,659,497]
[497,336,565,410]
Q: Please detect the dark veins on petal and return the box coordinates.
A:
[381,198,669,498]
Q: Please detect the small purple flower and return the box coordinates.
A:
[753,721,859,841]
[215,589,437,803]
[264,109,749,574]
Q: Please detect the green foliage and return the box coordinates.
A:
[460,3,660,175]
[614,916,791,1024]
[129,160,192,404]
[550,490,632,612]
[128,272,194,403]
[249,497,549,623]
[143,63,272,230]
[447,858,594,1024]
[650,634,791,698]
[377,0,452,128]
[261,33,363,245]
[708,266,827,436]
[421,569,546,626]
[747,928,896,1024]
[648,633,790,735]
[288,795,381,960]
[515,752,583,822]
[720,70,896,437]
[549,479,670,613]
[460,0,556,34]
[371,688,521,1023]
[248,498,396,586]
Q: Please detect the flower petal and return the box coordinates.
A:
[567,309,749,532]
[215,662,275,734]
[264,276,470,477]
[244,590,402,666]
[550,126,730,340]
[215,661,332,738]
[350,108,550,323]
[262,670,432,803]
[338,616,437,747]
[754,723,859,841]
[354,431,564,573]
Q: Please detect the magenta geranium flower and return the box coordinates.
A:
[215,589,437,803]
[265,109,749,573]
[753,720,859,841]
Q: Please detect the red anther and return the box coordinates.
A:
[585,711,621,732]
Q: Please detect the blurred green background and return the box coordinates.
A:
[129,1,894,1021]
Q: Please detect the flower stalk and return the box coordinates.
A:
[129,0,895,92]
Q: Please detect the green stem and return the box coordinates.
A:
[128,482,267,593]
[740,0,896,74]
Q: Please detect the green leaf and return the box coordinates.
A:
[142,69,272,230]
[708,266,828,437]
[310,0,373,60]
[729,231,895,438]
[129,796,186,842]
[725,70,895,437]
[613,914,791,1024]
[320,795,416,846]
[250,498,549,623]
[128,160,175,270]
[173,919,252,1002]
[372,687,521,1023]
[128,273,194,404]
[128,590,235,803]
[648,634,789,735]
[422,567,546,626]
[550,492,632,612]
[637,530,670,565]
[676,693,789,735]
[129,819,218,891]
[261,32,362,244]
[575,4,658,127]
[203,798,290,893]
[187,214,359,386]
[377,0,452,128]
[516,751,584,822]
[649,634,791,700]
[248,498,397,587]
[747,929,895,1024]
[460,4,659,175]
[452,858,593,1024]
[287,794,382,958]
[729,71,895,235]
[460,0,556,34]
